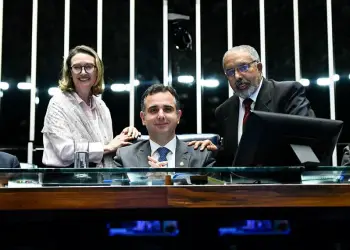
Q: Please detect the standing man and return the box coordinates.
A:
[189,45,315,166]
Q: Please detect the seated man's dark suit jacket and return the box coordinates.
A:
[114,137,216,169]
[215,78,316,166]
[0,152,20,168]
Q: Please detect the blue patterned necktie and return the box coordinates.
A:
[157,147,170,162]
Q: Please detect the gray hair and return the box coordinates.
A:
[222,45,260,69]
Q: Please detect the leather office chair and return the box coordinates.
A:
[137,133,221,147]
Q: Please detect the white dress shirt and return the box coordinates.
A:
[149,136,177,168]
[237,78,263,144]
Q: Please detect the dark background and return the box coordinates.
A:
[0,0,349,165]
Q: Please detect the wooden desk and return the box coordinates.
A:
[0,184,349,210]
[0,184,348,250]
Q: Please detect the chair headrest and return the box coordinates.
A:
[136,133,221,146]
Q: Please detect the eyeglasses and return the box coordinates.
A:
[225,60,258,77]
[71,64,96,74]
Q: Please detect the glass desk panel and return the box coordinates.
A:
[0,166,347,187]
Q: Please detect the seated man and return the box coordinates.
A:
[341,146,350,165]
[0,152,20,186]
[0,152,20,168]
[114,84,215,172]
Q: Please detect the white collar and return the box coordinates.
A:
[72,92,96,109]
[149,136,177,156]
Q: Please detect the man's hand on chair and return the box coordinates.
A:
[187,140,218,151]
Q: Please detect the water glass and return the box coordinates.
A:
[74,139,90,179]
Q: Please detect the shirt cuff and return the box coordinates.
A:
[89,142,104,163]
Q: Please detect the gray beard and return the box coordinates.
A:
[235,85,258,99]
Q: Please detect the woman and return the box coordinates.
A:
[42,45,139,168]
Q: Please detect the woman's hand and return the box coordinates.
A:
[121,126,141,138]
[104,126,141,154]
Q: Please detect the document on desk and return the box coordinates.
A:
[7,181,42,188]
[126,172,226,185]
[301,170,342,183]
[127,172,199,185]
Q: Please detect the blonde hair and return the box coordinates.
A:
[58,45,104,95]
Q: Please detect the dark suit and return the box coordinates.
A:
[215,78,315,166]
[341,146,350,166]
[0,152,20,168]
[114,137,216,169]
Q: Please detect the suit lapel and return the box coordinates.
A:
[137,141,151,168]
[254,78,272,112]
[175,138,190,168]
[225,96,240,154]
